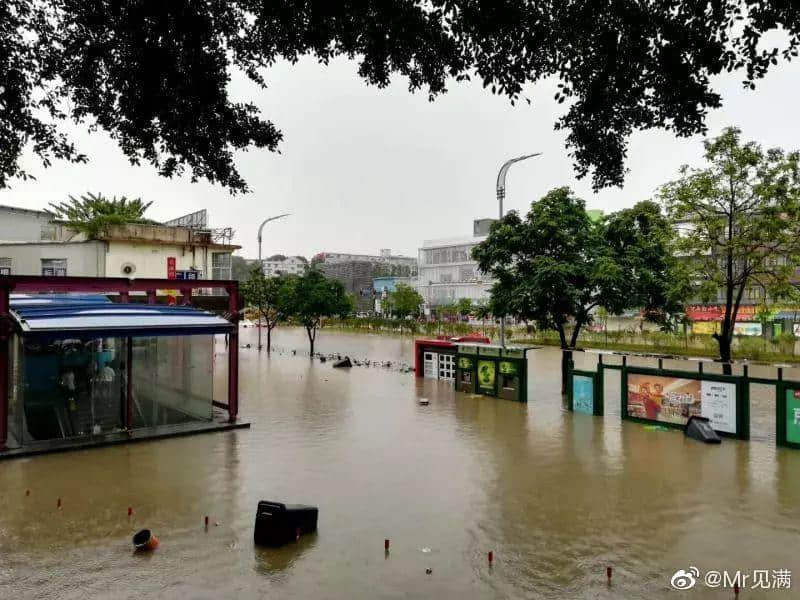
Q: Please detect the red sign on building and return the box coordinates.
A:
[167,257,176,279]
[685,304,756,322]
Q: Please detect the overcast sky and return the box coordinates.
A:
[2,55,799,259]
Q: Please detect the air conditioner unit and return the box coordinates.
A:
[121,262,136,276]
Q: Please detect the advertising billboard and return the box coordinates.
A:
[733,322,762,336]
[477,360,496,391]
[573,375,594,415]
[626,373,737,433]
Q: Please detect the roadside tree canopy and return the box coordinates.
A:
[3,2,800,192]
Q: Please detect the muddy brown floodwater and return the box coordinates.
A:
[2,327,800,599]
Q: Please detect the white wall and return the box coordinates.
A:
[105,241,212,279]
[0,207,53,242]
[0,241,107,276]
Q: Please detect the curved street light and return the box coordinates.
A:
[495,153,541,346]
[256,213,291,351]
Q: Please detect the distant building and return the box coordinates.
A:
[417,219,495,307]
[261,256,307,277]
[0,206,239,284]
[318,261,380,312]
[313,249,417,276]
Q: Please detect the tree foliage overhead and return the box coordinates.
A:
[47,192,153,239]
[3,1,800,192]
[661,126,800,366]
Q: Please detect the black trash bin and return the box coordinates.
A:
[254,501,318,547]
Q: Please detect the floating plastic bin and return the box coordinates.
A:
[254,501,318,547]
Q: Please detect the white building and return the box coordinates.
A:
[417,220,495,307]
[261,256,307,277]
[0,206,238,282]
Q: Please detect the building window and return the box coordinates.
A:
[440,273,453,283]
[459,266,475,281]
[0,257,11,276]
[747,287,764,301]
[212,252,232,280]
[41,258,67,276]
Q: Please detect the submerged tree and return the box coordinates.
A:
[661,127,800,371]
[3,2,800,191]
[473,188,685,393]
[386,283,423,319]
[241,269,294,353]
[289,269,352,356]
[47,193,153,239]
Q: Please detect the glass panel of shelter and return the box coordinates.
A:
[15,334,215,446]
[19,337,126,444]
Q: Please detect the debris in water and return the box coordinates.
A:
[133,529,159,552]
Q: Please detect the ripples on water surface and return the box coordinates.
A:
[1,327,799,599]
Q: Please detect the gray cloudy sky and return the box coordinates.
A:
[2,55,799,259]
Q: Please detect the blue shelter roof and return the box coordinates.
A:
[9,294,233,338]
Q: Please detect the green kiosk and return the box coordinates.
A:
[454,343,534,402]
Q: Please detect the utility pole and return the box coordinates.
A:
[256,214,290,351]
[496,153,541,346]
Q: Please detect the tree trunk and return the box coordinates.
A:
[267,325,272,354]
[716,333,733,375]
[561,349,571,395]
[307,326,315,357]
[556,323,570,395]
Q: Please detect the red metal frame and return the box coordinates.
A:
[414,339,457,377]
[0,275,242,450]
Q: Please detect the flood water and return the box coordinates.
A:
[2,326,800,599]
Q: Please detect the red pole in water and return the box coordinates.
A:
[607,567,612,582]
[128,506,133,517]
[734,583,740,597]
[488,551,493,565]
[385,539,390,552]
[25,489,30,497]
[205,516,209,528]
[296,527,301,541]
[57,497,62,509]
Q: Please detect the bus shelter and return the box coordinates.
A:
[0,275,243,455]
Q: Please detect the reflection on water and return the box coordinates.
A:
[1,327,799,599]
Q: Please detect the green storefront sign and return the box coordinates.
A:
[477,360,496,390]
[499,361,517,375]
[786,388,800,445]
[458,356,474,370]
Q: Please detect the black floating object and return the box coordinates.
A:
[254,501,318,547]
[319,355,327,363]
[333,357,352,368]
[684,416,721,444]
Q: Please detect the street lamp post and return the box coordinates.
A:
[256,213,290,351]
[495,153,541,347]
